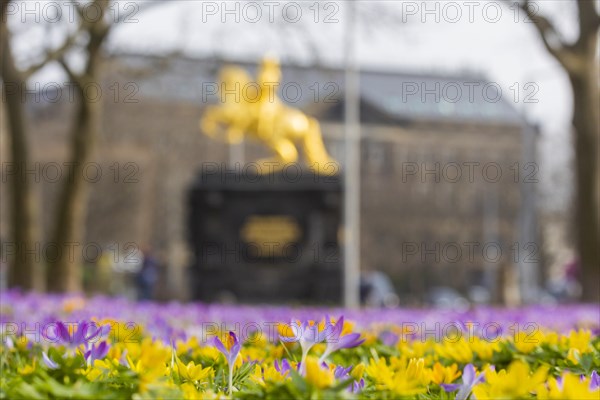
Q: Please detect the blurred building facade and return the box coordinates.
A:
[0,54,541,303]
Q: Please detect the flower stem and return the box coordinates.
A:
[228,363,234,396]
[300,348,309,376]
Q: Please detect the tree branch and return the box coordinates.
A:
[58,57,86,86]
[21,31,81,79]
[505,0,581,72]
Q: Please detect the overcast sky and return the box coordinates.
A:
[15,0,596,211]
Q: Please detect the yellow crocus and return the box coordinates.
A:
[398,339,431,359]
[472,361,548,399]
[568,329,592,353]
[181,382,204,400]
[176,358,212,383]
[124,339,170,392]
[304,356,334,389]
[264,365,289,384]
[85,358,121,381]
[194,344,221,361]
[470,336,500,360]
[351,363,365,381]
[366,357,394,387]
[514,330,545,353]
[250,363,289,386]
[17,359,36,375]
[250,364,265,386]
[367,357,430,396]
[431,362,461,385]
[538,373,599,400]
[386,359,429,396]
[241,346,267,362]
[436,338,474,363]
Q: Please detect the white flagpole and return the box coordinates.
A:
[343,0,361,308]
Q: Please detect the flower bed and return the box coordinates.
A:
[1,291,599,399]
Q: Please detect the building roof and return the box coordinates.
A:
[113,53,527,127]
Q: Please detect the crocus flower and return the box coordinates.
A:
[352,379,365,394]
[42,351,59,370]
[274,359,292,375]
[280,319,329,375]
[590,370,599,390]
[304,356,334,389]
[84,341,109,366]
[441,363,485,400]
[46,321,106,348]
[332,365,364,393]
[319,316,364,364]
[211,331,241,394]
[3,336,14,350]
[334,365,352,380]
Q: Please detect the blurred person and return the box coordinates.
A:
[136,246,158,301]
[427,286,470,312]
[548,257,582,302]
[360,270,399,308]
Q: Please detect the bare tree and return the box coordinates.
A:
[2,0,156,292]
[45,0,112,292]
[510,0,599,301]
[1,1,79,290]
[48,0,162,292]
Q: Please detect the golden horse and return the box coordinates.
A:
[200,58,338,175]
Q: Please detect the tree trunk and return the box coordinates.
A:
[0,15,43,291]
[44,3,108,293]
[46,80,100,292]
[570,62,600,302]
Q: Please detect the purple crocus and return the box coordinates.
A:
[319,316,364,363]
[211,331,241,394]
[84,341,109,366]
[274,359,292,375]
[441,363,485,400]
[333,365,364,394]
[590,370,599,390]
[334,365,352,379]
[352,379,365,394]
[45,321,106,348]
[280,319,330,375]
[42,351,60,370]
[212,331,241,366]
[3,336,14,350]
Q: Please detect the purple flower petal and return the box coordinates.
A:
[42,352,59,369]
[352,378,365,393]
[590,370,599,390]
[441,383,461,392]
[75,321,90,345]
[93,341,109,360]
[334,365,351,379]
[337,333,365,350]
[211,336,228,356]
[462,364,475,385]
[275,359,291,374]
[228,332,241,364]
[325,316,344,342]
[56,322,71,343]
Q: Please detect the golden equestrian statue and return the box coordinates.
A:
[200,57,338,175]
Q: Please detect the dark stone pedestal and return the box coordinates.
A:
[188,166,342,304]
